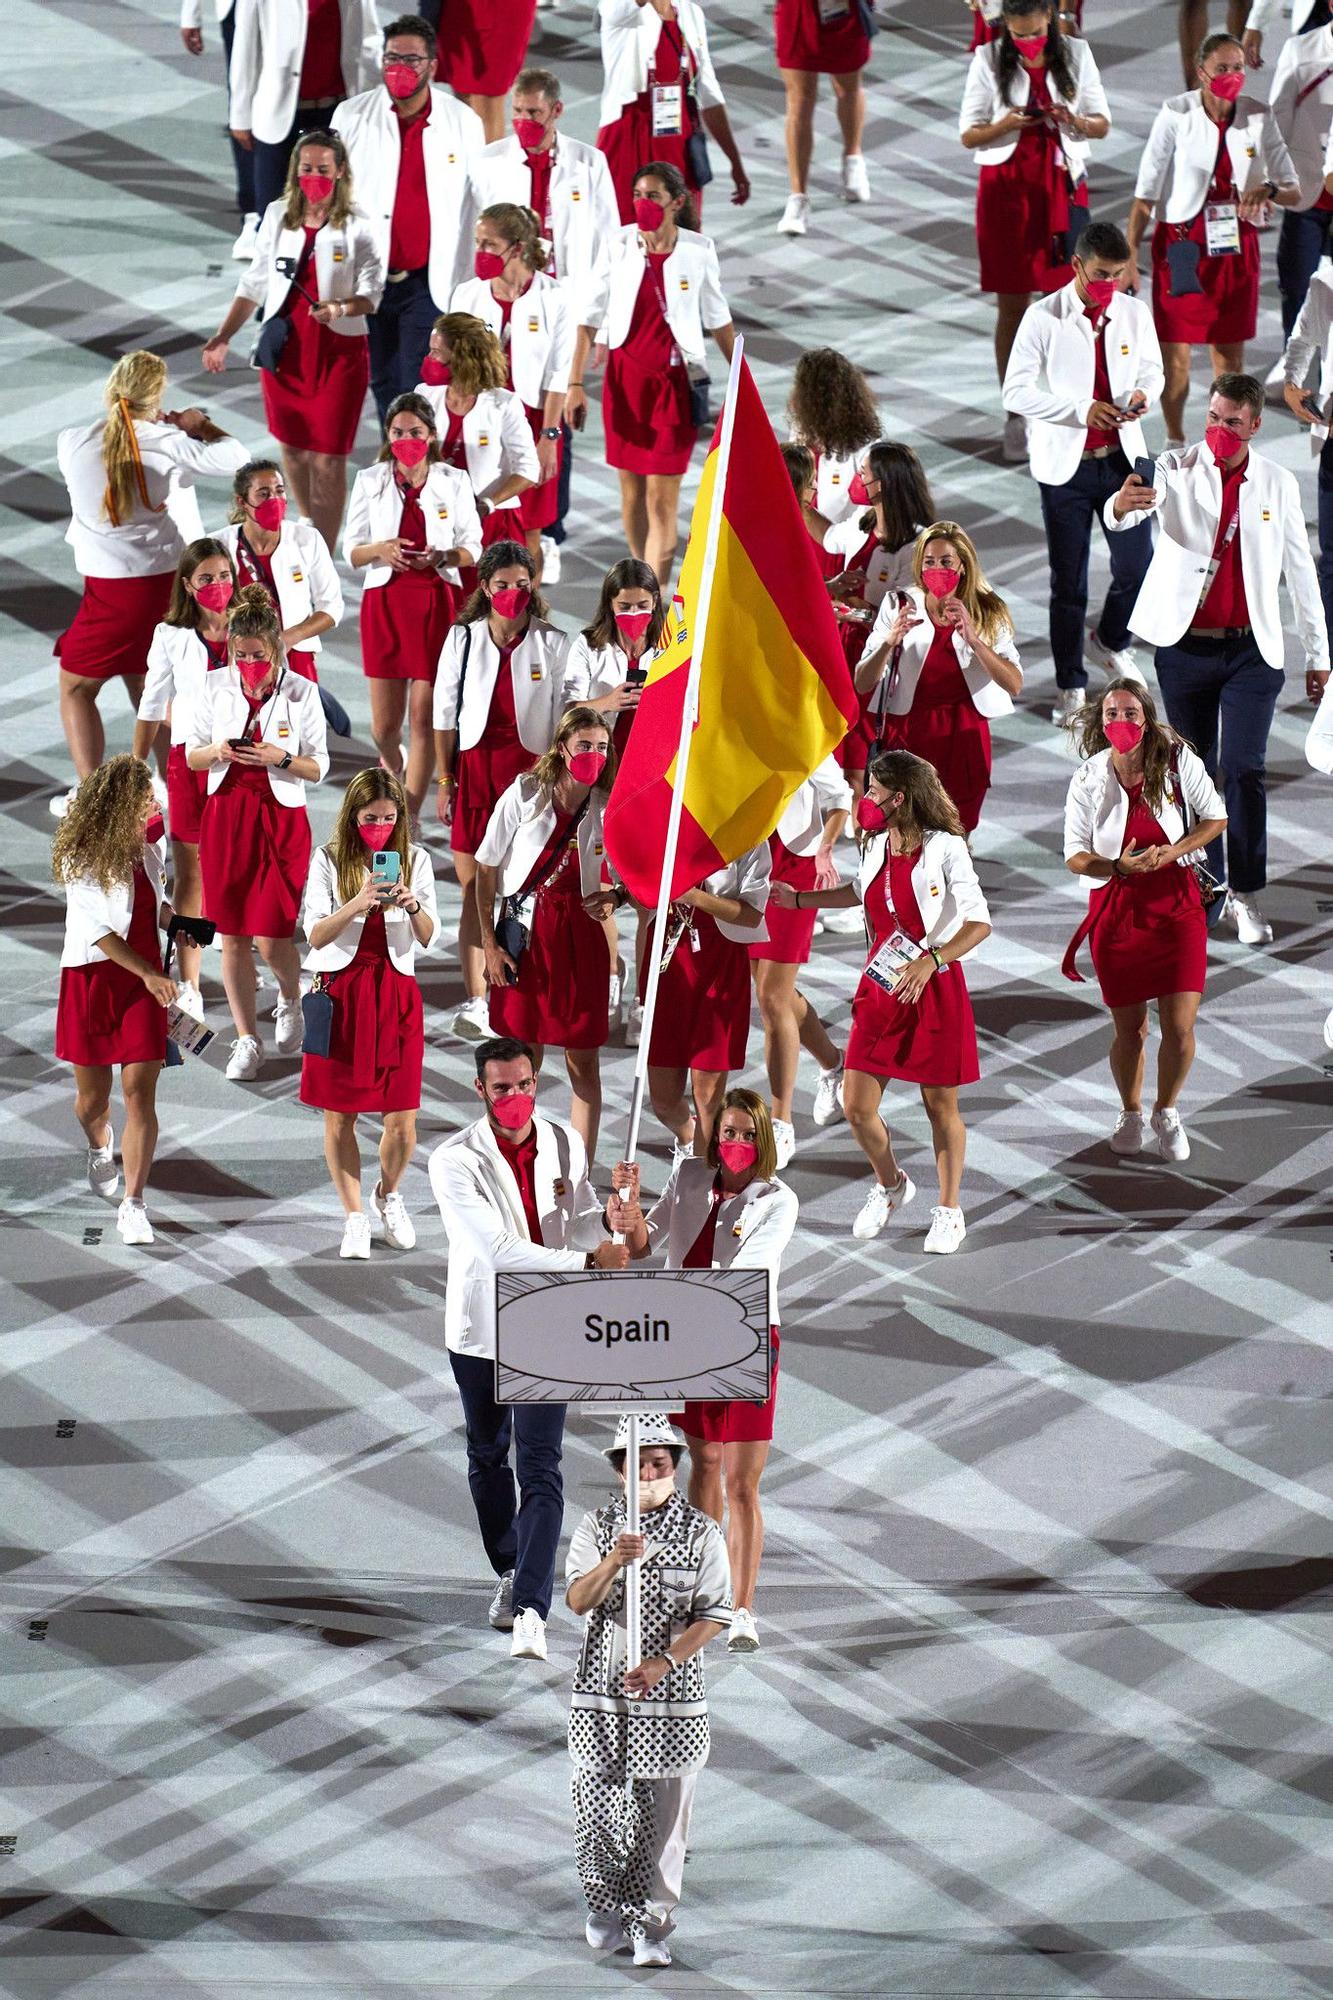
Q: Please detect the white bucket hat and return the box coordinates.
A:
[601,1411,687,1459]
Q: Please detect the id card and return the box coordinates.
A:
[651,83,683,136]
[1203,202,1241,256]
[818,0,852,17]
[864,928,927,992]
[166,1005,215,1058]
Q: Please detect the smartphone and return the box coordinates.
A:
[372,849,401,896]
[625,664,649,688]
[1132,456,1157,490]
[227,737,251,749]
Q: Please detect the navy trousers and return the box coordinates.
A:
[1039,450,1154,690]
[367,269,440,428]
[220,5,256,218]
[1153,632,1281,893]
[449,1350,566,1621]
[1276,203,1333,339]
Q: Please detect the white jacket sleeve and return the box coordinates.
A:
[295,676,330,780]
[227,0,261,134]
[301,845,337,941]
[810,752,853,817]
[959,48,994,136]
[1002,309,1086,426]
[407,844,440,951]
[562,634,593,703]
[642,1164,684,1256]
[451,476,484,565]
[578,245,614,334]
[434,624,466,731]
[1074,42,1110,127]
[353,215,385,312]
[545,286,574,393]
[589,149,622,252]
[700,238,730,331]
[1176,743,1226,823]
[235,200,278,306]
[1134,103,1177,206]
[736,1182,799,1272]
[1063,768,1096,859]
[430,1152,589,1273]
[1306,670,1333,773]
[66,876,133,953]
[1283,275,1330,390]
[137,628,176,724]
[1261,104,1299,191]
[305,529,344,625]
[186,677,218,755]
[941,834,991,927]
[500,393,541,482]
[473,778,525,869]
[1280,472,1331,673]
[342,469,375,567]
[733,839,772,914]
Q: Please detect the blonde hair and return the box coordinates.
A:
[327,768,413,905]
[165,537,233,628]
[530,705,617,796]
[100,351,168,527]
[281,127,356,230]
[227,582,284,669]
[479,201,549,273]
[52,754,155,894]
[432,312,508,395]
[705,1087,779,1184]
[867,748,966,845]
[912,521,1012,650]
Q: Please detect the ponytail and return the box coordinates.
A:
[100,351,168,527]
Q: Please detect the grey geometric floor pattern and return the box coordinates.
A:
[2,1,1332,1995]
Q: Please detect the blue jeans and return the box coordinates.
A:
[1276,203,1333,339]
[252,103,342,216]
[220,5,256,217]
[1153,632,1281,893]
[448,1350,566,1621]
[368,268,440,428]
[1039,449,1154,690]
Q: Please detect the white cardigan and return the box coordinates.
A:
[1063,746,1226,891]
[301,842,439,973]
[474,772,609,898]
[220,520,343,650]
[414,383,540,513]
[342,460,483,589]
[863,588,1019,720]
[449,272,574,410]
[138,624,219,748]
[468,134,621,293]
[330,84,484,306]
[643,1157,798,1327]
[187,662,330,803]
[959,37,1110,172]
[58,422,249,579]
[1134,91,1297,220]
[858,830,991,949]
[1269,25,1333,208]
[233,202,384,332]
[579,226,729,370]
[60,843,166,969]
[597,0,725,128]
[775,753,852,857]
[433,616,571,754]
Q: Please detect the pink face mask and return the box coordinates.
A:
[144,813,165,845]
[490,585,530,619]
[474,248,508,282]
[390,434,431,467]
[856,795,889,833]
[633,196,666,232]
[717,1140,758,1175]
[1205,422,1245,462]
[195,579,233,613]
[419,355,451,386]
[1082,276,1116,310]
[251,496,286,532]
[614,608,654,644]
[847,471,875,507]
[566,749,607,784]
[1011,31,1047,58]
[921,565,959,600]
[489,1089,535,1131]
[237,657,272,693]
[298,170,336,202]
[384,61,421,100]
[1207,69,1245,102]
[514,117,546,152]
[1104,718,1144,755]
[357,820,396,850]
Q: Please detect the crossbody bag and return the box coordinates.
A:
[497,799,589,968]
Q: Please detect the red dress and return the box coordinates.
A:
[845,853,979,1085]
[359,481,458,683]
[880,622,992,834]
[749,835,819,965]
[488,810,611,1048]
[164,634,225,844]
[300,907,424,1113]
[495,288,562,535]
[603,254,697,476]
[831,532,885,775]
[1151,118,1260,347]
[435,0,537,95]
[642,907,752,1071]
[260,225,369,458]
[56,866,168,1068]
[199,739,312,939]
[672,1182,781,1444]
[1087,785,1208,1008]
[598,20,702,223]
[774,0,870,75]
[976,64,1087,295]
[452,641,535,855]
[55,572,175,683]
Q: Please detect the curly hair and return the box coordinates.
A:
[787,348,880,461]
[327,767,413,906]
[1073,675,1181,813]
[529,704,617,797]
[52,754,155,893]
[867,748,966,845]
[458,539,549,624]
[431,313,509,396]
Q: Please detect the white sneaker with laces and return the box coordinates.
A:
[608,957,626,1029]
[633,1937,671,1967]
[49,788,77,821]
[671,1136,695,1173]
[174,981,205,1022]
[225,1035,263,1081]
[777,192,809,236]
[489,1571,515,1630]
[772,1118,796,1170]
[841,153,870,202]
[728,1606,760,1653]
[86,1131,119,1201]
[923,1205,966,1255]
[116,1198,154,1246]
[451,993,491,1041]
[231,211,260,261]
[818,904,865,934]
[372,1183,416,1250]
[1050,686,1084,726]
[812,1064,845,1128]
[510,1607,548,1660]
[586,1914,623,1952]
[539,535,561,584]
[1226,891,1272,947]
[1002,413,1029,462]
[1109,1109,1145,1155]
[1085,626,1147,686]
[624,999,644,1047]
[274,999,303,1056]
[852,1171,916,1240]
[1151,1105,1190,1162]
[340,1212,372,1259]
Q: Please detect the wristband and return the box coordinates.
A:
[437,773,454,786]
[929,946,943,970]
[404,900,421,916]
[794,890,804,910]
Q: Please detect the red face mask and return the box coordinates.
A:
[514,117,547,152]
[614,609,654,644]
[1082,276,1116,310]
[1011,31,1047,58]
[717,1140,758,1175]
[847,472,875,507]
[474,248,508,282]
[144,813,165,845]
[384,61,421,99]
[490,585,530,619]
[633,196,666,232]
[856,795,889,833]
[921,565,959,600]
[237,657,272,693]
[390,435,431,467]
[298,170,336,202]
[489,1089,535,1130]
[1205,422,1245,463]
[357,820,396,850]
[566,750,607,784]
[1206,69,1245,102]
[419,355,451,387]
[195,579,233,613]
[1104,718,1144,755]
[251,496,286,532]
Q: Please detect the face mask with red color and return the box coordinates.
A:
[566,749,607,785]
[384,61,421,100]
[614,609,654,644]
[236,656,273,694]
[195,579,233,613]
[418,355,451,387]
[250,496,286,532]
[389,434,431,467]
[1205,423,1245,463]
[1104,718,1144,755]
[1011,31,1048,58]
[1206,69,1245,102]
[488,1088,535,1131]
[514,117,547,152]
[357,819,396,851]
[474,248,508,282]
[298,171,336,203]
[856,795,889,833]
[717,1139,758,1175]
[847,471,876,507]
[921,565,959,600]
[633,196,666,233]
[143,813,165,845]
[1082,276,1116,311]
[490,585,530,619]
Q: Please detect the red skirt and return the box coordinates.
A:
[674,1329,780,1443]
[260,298,369,457]
[452,732,535,856]
[1087,872,1208,1009]
[880,700,992,834]
[489,879,611,1049]
[749,839,818,964]
[166,741,208,845]
[603,348,697,476]
[360,568,458,682]
[976,149,1086,295]
[597,102,697,225]
[845,949,979,1086]
[1151,218,1260,347]
[516,406,561,534]
[775,0,869,73]
[643,909,752,1071]
[57,866,167,1067]
[435,0,536,94]
[287,649,318,683]
[199,766,311,938]
[299,921,424,1113]
[55,571,175,683]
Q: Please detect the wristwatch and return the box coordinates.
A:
[278,752,293,770]
[541,425,561,439]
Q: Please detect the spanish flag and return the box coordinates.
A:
[603,354,860,907]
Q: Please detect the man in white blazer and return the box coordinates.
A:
[1004,220,1165,722]
[429,1037,629,1663]
[1106,370,1330,944]
[1267,14,1333,339]
[180,0,258,258]
[332,13,486,423]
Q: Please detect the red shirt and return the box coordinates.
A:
[299,0,345,102]
[441,407,467,468]
[1192,458,1250,631]
[389,103,432,273]
[1082,304,1115,456]
[682,1176,725,1268]
[495,1124,542,1244]
[486,636,521,737]
[527,148,555,258]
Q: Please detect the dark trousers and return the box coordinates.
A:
[1317,437,1333,654]
[549,419,574,545]
[1276,203,1333,339]
[1154,632,1281,893]
[368,268,440,428]
[1039,450,1154,689]
[252,103,342,216]
[220,6,256,218]
[449,1350,566,1621]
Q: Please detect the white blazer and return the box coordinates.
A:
[220,520,343,649]
[597,0,725,127]
[863,588,1019,720]
[775,753,852,857]
[415,383,540,511]
[1306,669,1333,773]
[580,226,729,370]
[475,772,609,897]
[234,201,384,332]
[181,0,235,25]
[1282,267,1333,451]
[643,1157,798,1326]
[433,616,571,753]
[1134,92,1297,220]
[60,844,166,969]
[449,271,574,409]
[1003,283,1165,488]
[858,829,991,950]
[1103,443,1329,673]
[1247,0,1323,39]
[429,1112,607,1359]
[823,521,918,609]
[468,134,621,294]
[343,459,483,588]
[187,663,330,802]
[301,841,439,972]
[960,37,1109,172]
[228,0,380,144]
[562,633,659,703]
[1270,26,1333,207]
[812,448,861,526]
[58,421,249,579]
[1063,746,1226,887]
[138,624,220,747]
[680,844,772,947]
[331,84,484,305]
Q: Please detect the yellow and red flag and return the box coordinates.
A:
[602,355,859,907]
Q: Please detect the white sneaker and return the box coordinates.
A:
[1324,1004,1333,1053]
[608,957,626,1029]
[231,211,260,260]
[274,999,303,1056]
[772,1118,795,1170]
[539,535,561,585]
[728,1606,760,1653]
[86,1132,118,1201]
[923,1205,966,1255]
[812,1064,845,1128]
[1164,437,1187,452]
[116,1198,154,1246]
[818,905,865,934]
[586,1914,623,1952]
[671,1136,695,1173]
[841,153,870,202]
[510,1607,547,1660]
[1002,413,1029,463]
[1109,1109,1145,1155]
[225,1035,263,1081]
[1225,891,1272,947]
[624,999,644,1047]
[451,993,491,1041]
[372,1183,416,1250]
[1085,626,1147,687]
[489,1571,515,1631]
[174,981,204,1022]
[1050,686,1084,726]
[1264,354,1288,396]
[632,1937,671,1967]
[852,1171,916,1240]
[49,787,77,820]
[1151,1105,1191,1162]
[339,1212,372,1259]
[777,193,809,236]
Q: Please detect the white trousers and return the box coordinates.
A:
[572,1769,697,1942]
